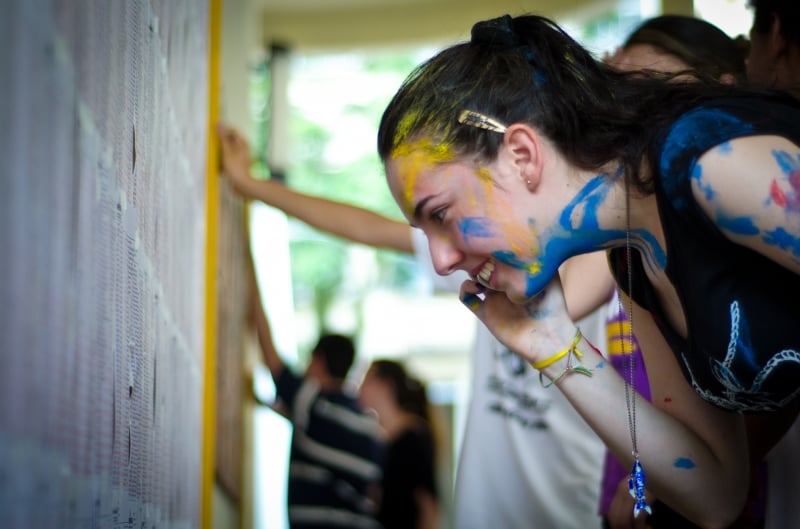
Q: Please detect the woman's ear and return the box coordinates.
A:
[503,123,544,192]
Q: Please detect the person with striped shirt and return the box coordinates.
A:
[252,291,385,529]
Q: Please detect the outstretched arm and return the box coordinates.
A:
[217,125,414,253]
[252,288,285,379]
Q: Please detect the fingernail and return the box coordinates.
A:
[461,293,481,311]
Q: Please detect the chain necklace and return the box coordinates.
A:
[622,183,652,519]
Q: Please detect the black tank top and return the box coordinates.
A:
[610,95,800,413]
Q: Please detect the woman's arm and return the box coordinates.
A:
[460,278,749,529]
[414,488,440,529]
[559,250,616,321]
[693,135,800,275]
[252,287,285,379]
[217,125,414,253]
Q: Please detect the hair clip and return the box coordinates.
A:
[457,110,507,133]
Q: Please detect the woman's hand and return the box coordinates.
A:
[459,277,576,366]
[216,124,255,193]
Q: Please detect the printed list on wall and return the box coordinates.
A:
[0,1,210,527]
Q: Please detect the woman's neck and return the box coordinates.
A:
[566,166,664,253]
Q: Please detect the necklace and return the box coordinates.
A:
[622,184,652,519]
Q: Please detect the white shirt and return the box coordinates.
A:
[411,229,605,529]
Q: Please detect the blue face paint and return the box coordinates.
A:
[559,174,609,231]
[673,457,696,469]
[498,172,670,298]
[458,216,495,243]
[763,227,800,258]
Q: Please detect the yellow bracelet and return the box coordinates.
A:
[531,328,583,370]
[537,328,593,388]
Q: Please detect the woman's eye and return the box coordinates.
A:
[430,208,446,224]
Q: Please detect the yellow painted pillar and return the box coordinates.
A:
[202,0,222,527]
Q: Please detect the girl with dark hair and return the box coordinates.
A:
[358,359,440,529]
[378,13,800,529]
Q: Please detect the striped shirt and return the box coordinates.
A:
[277,369,384,529]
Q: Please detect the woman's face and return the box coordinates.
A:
[358,367,391,412]
[384,141,557,303]
[609,43,691,76]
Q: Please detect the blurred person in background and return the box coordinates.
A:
[251,283,384,529]
[358,359,440,529]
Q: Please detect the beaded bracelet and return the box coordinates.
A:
[533,327,594,388]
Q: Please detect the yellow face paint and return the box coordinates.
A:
[390,138,457,217]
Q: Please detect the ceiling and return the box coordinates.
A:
[253,0,619,50]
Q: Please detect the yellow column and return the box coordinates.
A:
[202,0,222,527]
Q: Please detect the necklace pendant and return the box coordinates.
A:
[628,459,652,518]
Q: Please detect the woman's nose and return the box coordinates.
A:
[428,235,463,276]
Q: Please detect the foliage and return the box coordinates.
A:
[250,50,421,338]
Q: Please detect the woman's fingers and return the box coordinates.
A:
[459,279,485,313]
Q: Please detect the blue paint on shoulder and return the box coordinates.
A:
[717,214,759,236]
[673,457,696,469]
[764,227,800,257]
[659,107,753,206]
[772,149,800,174]
[691,162,716,202]
[716,141,733,155]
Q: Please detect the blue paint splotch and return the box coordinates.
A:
[659,107,753,207]
[769,149,800,214]
[716,141,733,155]
[763,227,800,258]
[673,457,696,470]
[691,162,715,202]
[717,214,759,236]
[458,216,495,243]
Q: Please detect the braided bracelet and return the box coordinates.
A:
[533,327,593,388]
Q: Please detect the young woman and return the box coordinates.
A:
[377,13,800,529]
[358,360,440,529]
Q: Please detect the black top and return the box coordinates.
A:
[276,369,384,529]
[378,424,438,529]
[610,94,800,413]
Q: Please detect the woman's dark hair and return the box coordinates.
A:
[623,15,746,83]
[749,0,800,47]
[378,14,744,194]
[370,359,430,422]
